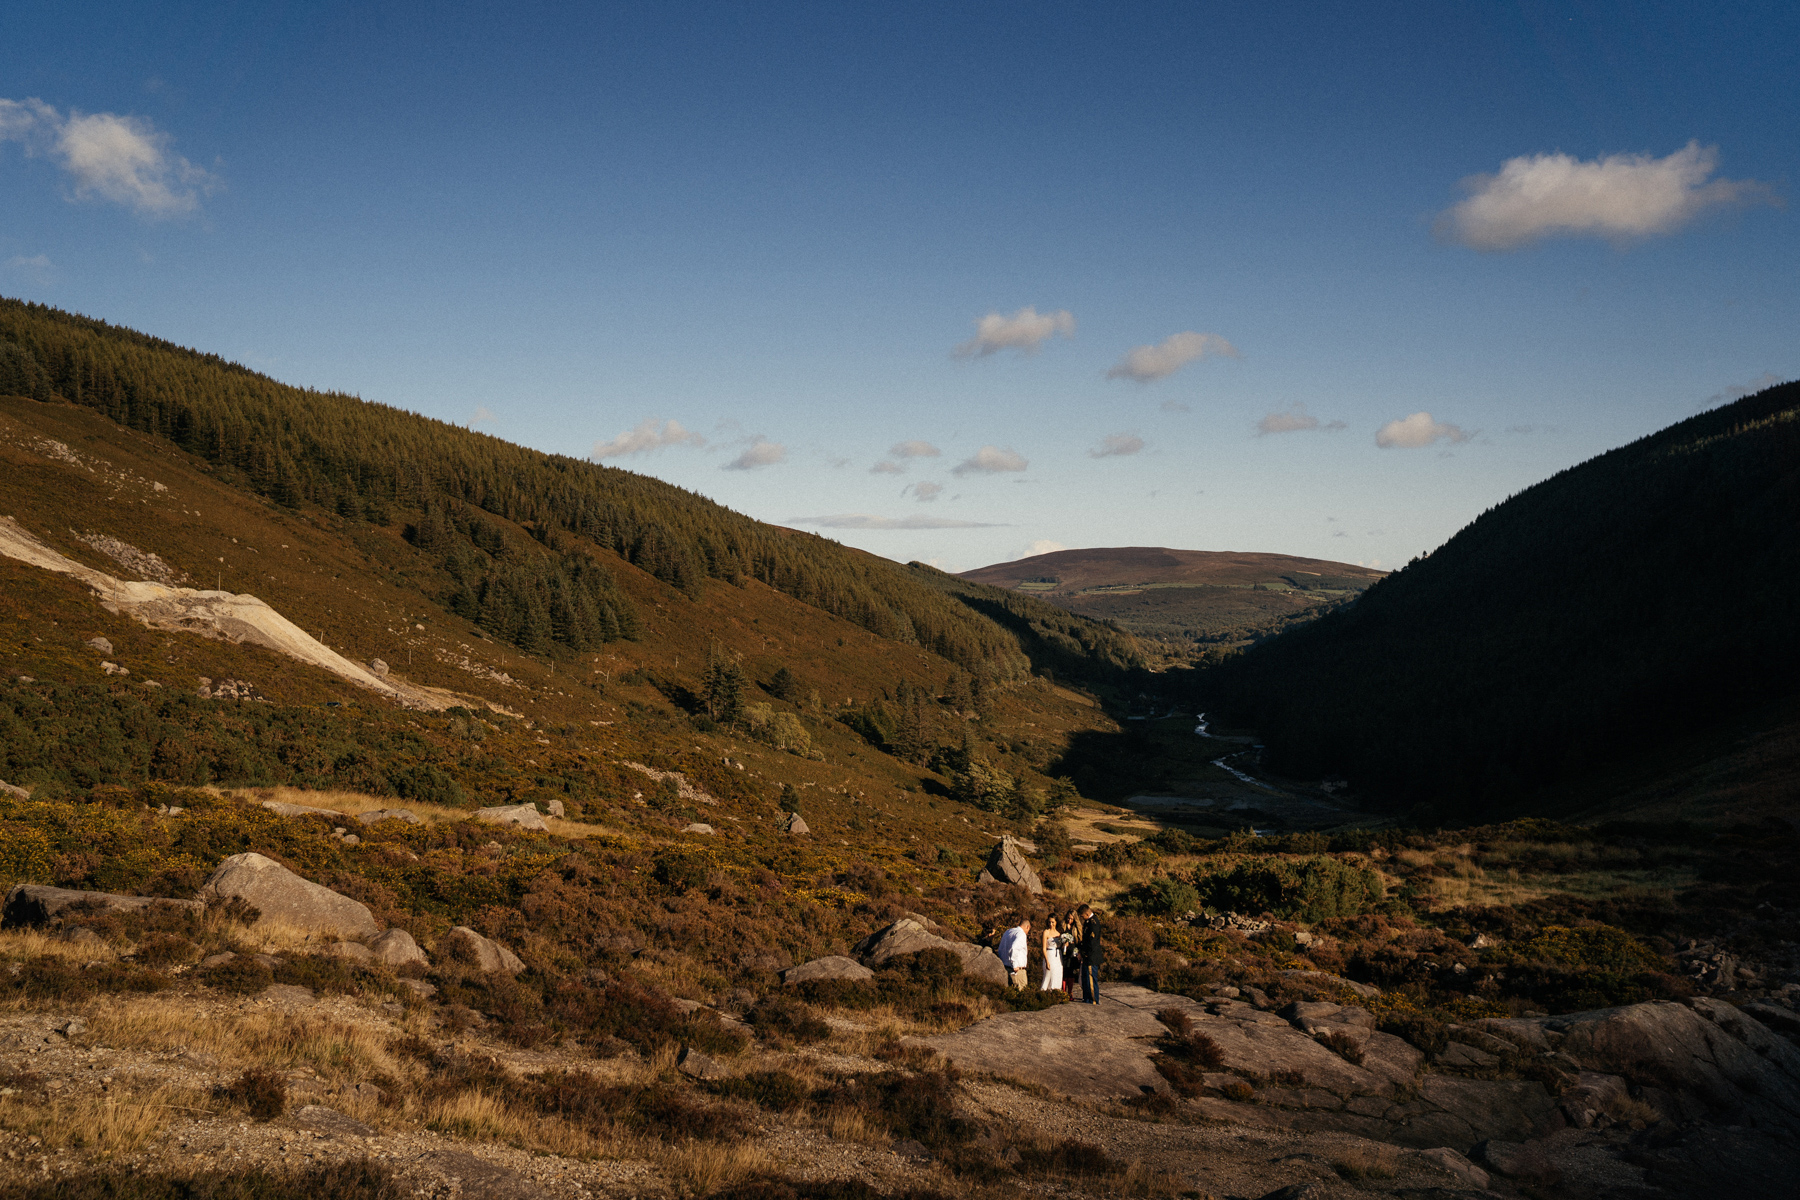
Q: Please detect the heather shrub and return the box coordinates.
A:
[1194,855,1383,922]
[222,1067,287,1121]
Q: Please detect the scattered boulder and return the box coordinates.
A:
[981,837,1043,894]
[782,812,810,835]
[474,803,547,832]
[400,979,438,999]
[369,928,428,967]
[323,942,375,964]
[677,1046,728,1080]
[260,984,317,1007]
[546,799,565,819]
[86,636,113,654]
[854,917,1007,986]
[682,822,715,835]
[367,658,389,677]
[356,808,422,825]
[4,883,202,927]
[444,926,524,974]
[0,779,29,799]
[198,852,381,939]
[781,956,874,985]
[262,800,348,821]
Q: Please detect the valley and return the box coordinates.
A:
[0,304,1795,1200]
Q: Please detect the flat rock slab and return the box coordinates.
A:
[3,884,202,927]
[356,808,422,825]
[474,804,547,832]
[413,1150,548,1200]
[290,1105,375,1138]
[262,801,347,821]
[260,984,317,1007]
[199,852,381,939]
[782,955,874,985]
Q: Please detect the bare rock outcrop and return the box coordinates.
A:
[262,800,347,821]
[977,836,1043,893]
[3,883,203,927]
[782,812,810,835]
[0,779,29,799]
[853,916,1007,986]
[474,803,547,832]
[369,928,429,967]
[445,926,525,974]
[198,852,381,939]
[356,808,422,825]
[781,955,874,985]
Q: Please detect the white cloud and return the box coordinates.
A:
[1703,372,1781,409]
[470,405,495,428]
[4,253,52,281]
[787,513,1005,529]
[870,460,903,474]
[591,418,706,460]
[1089,432,1145,458]
[1107,331,1238,382]
[1027,539,1065,557]
[890,439,940,459]
[0,97,218,217]
[1437,142,1773,250]
[952,445,1028,476]
[1375,412,1471,449]
[723,435,787,470]
[908,481,944,502]
[1257,404,1333,435]
[954,307,1075,358]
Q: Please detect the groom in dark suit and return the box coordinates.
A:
[1077,904,1102,1003]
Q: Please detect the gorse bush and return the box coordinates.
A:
[1193,855,1384,922]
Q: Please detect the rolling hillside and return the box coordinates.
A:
[1196,380,1800,818]
[958,546,1384,650]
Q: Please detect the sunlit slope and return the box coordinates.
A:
[958,546,1383,647]
[1202,381,1800,816]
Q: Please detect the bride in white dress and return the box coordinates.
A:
[1039,916,1064,992]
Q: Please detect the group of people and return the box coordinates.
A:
[996,905,1102,1003]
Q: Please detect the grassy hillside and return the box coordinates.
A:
[1195,381,1800,818]
[958,547,1383,653]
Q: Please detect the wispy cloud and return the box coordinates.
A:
[1089,432,1144,458]
[723,435,787,470]
[787,513,1006,529]
[4,253,52,281]
[0,97,218,217]
[1375,412,1470,449]
[908,481,944,502]
[954,307,1075,358]
[890,439,940,459]
[1436,142,1774,250]
[952,445,1029,476]
[1107,331,1238,382]
[1255,404,1345,435]
[1703,373,1781,409]
[870,460,904,475]
[592,418,706,460]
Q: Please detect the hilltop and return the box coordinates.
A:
[959,547,1384,654]
[1196,380,1800,819]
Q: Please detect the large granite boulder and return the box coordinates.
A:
[781,955,874,985]
[4,883,202,927]
[853,916,1007,986]
[474,803,547,832]
[369,928,429,967]
[444,926,525,974]
[978,837,1043,893]
[262,800,348,821]
[198,852,381,938]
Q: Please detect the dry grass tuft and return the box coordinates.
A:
[0,928,120,965]
[212,785,622,839]
[80,998,406,1084]
[1331,1141,1400,1181]
[0,1082,204,1154]
[660,1140,771,1195]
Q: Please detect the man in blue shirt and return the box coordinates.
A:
[998,916,1032,990]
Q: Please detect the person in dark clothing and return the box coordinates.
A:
[1076,904,1102,1004]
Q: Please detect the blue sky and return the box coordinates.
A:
[2,2,1793,572]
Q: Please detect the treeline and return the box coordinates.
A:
[0,298,1040,679]
[904,564,1146,690]
[1192,381,1800,815]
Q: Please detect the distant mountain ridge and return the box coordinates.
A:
[958,547,1383,649]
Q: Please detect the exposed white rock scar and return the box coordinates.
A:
[0,515,469,713]
[75,531,189,586]
[621,761,719,806]
[433,646,521,688]
[0,422,170,501]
